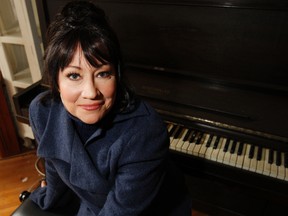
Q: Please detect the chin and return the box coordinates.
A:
[81,118,101,124]
[77,109,110,124]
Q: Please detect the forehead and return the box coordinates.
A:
[69,46,105,69]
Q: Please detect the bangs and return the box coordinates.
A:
[81,36,112,67]
[57,29,113,71]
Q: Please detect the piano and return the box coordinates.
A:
[14,0,288,215]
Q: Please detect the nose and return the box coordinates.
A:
[81,78,99,99]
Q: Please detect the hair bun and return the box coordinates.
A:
[60,1,107,29]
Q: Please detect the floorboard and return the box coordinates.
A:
[0,151,41,216]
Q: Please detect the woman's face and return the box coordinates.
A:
[58,46,117,124]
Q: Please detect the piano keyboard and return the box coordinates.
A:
[167,122,288,181]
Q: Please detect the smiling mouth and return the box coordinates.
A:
[79,104,102,111]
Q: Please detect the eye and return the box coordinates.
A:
[96,71,113,79]
[67,72,81,80]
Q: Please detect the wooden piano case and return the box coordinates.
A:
[13,81,48,125]
[0,72,20,158]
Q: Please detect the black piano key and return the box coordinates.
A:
[276,150,281,166]
[198,133,206,145]
[173,126,183,139]
[192,132,199,143]
[237,142,244,155]
[223,138,230,152]
[168,124,177,137]
[230,140,237,154]
[268,149,273,164]
[284,152,288,168]
[205,135,213,147]
[248,145,255,159]
[213,136,220,149]
[189,130,197,143]
[183,129,192,142]
[256,146,263,160]
[195,132,203,144]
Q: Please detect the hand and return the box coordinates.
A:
[41,179,47,187]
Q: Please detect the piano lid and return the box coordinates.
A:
[36,0,288,139]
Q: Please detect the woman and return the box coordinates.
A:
[29,1,191,215]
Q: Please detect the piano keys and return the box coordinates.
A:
[165,119,288,215]
[167,122,288,181]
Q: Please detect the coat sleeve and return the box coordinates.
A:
[29,159,79,211]
[98,116,170,216]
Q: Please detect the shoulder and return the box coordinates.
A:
[114,100,169,164]
[115,99,165,130]
[29,91,53,120]
[29,91,61,137]
[134,100,166,130]
[120,99,169,146]
[30,91,52,110]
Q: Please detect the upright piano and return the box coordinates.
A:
[16,0,288,215]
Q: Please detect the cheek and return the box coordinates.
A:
[59,83,80,103]
[107,85,117,98]
[105,83,117,101]
[96,78,116,97]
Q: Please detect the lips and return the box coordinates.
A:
[79,103,103,111]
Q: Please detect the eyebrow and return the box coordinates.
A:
[64,64,111,72]
[66,65,81,69]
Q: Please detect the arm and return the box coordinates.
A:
[29,159,77,210]
[28,95,79,211]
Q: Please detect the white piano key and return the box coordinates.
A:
[181,140,190,153]
[192,133,206,156]
[229,141,240,167]
[175,128,189,151]
[180,129,194,153]
[204,135,217,160]
[168,124,177,143]
[187,131,198,155]
[170,126,184,150]
[277,152,286,180]
[270,150,278,178]
[285,167,288,181]
[210,137,224,161]
[187,143,196,155]
[249,146,258,172]
[263,148,271,176]
[222,139,234,165]
[216,138,227,163]
[255,147,265,174]
[242,144,252,170]
[198,134,211,158]
[235,143,247,168]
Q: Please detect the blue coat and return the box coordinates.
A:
[29,92,191,215]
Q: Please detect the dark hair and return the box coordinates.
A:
[42,0,135,112]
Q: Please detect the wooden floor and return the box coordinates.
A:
[0,151,207,216]
[0,151,42,216]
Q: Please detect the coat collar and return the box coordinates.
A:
[36,99,149,163]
